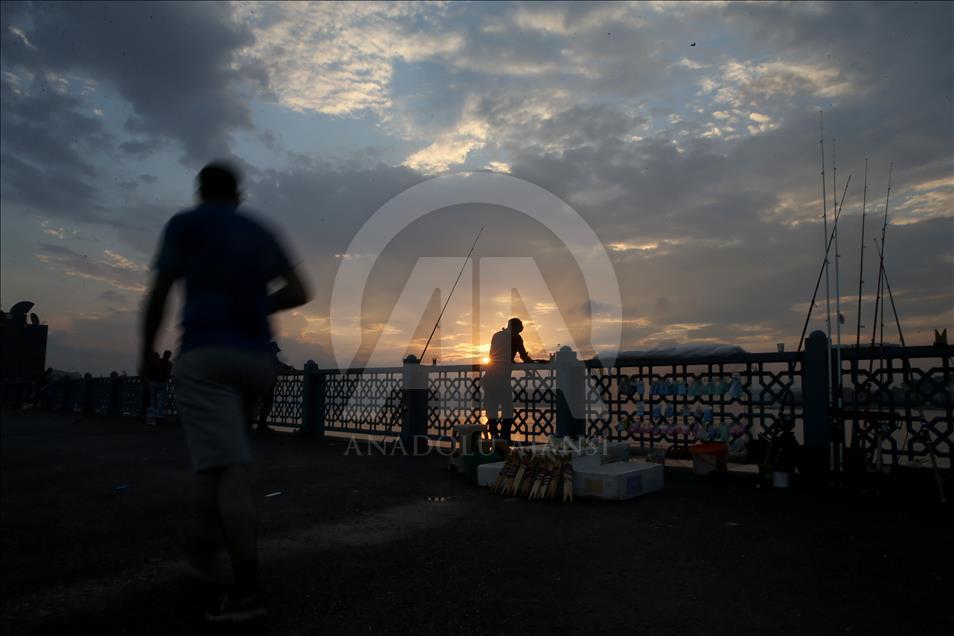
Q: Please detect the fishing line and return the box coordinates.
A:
[419,226,484,361]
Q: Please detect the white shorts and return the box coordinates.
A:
[174,347,276,472]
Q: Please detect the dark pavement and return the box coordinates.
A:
[1,408,951,635]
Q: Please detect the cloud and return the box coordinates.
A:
[485,161,512,173]
[35,244,147,293]
[0,75,110,219]
[705,59,852,108]
[675,57,708,70]
[2,1,261,163]
[234,2,463,117]
[510,2,644,36]
[403,103,489,173]
[1,1,951,372]
[98,290,126,304]
[889,176,954,225]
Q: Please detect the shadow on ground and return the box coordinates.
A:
[1,408,951,635]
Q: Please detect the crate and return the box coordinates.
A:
[573,461,664,500]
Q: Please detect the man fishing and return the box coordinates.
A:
[483,317,545,441]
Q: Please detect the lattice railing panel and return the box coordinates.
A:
[266,373,303,427]
[510,366,556,442]
[841,350,953,467]
[427,368,483,440]
[323,369,403,437]
[585,356,804,452]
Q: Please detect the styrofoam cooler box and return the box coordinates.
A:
[477,461,506,487]
[570,441,631,469]
[573,461,664,500]
[511,442,630,470]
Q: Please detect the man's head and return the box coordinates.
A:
[197,161,241,203]
[507,317,523,333]
[162,350,172,360]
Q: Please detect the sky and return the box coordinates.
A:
[1,1,951,374]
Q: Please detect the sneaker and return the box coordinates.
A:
[205,592,267,623]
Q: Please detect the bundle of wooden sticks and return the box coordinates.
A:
[489,448,574,502]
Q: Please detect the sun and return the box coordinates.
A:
[481,356,490,365]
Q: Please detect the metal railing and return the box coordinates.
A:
[2,342,950,467]
[585,352,805,454]
[838,346,953,468]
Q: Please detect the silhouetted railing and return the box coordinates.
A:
[587,351,805,453]
[2,340,950,468]
[838,346,953,468]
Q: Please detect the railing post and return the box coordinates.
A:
[402,355,429,453]
[300,360,325,439]
[803,330,831,475]
[555,346,586,438]
[109,372,122,416]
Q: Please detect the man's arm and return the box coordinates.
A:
[139,271,176,378]
[514,335,542,364]
[266,266,311,315]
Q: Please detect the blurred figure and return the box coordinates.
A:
[25,367,54,409]
[482,317,544,441]
[140,160,310,624]
[141,351,160,422]
[147,350,174,425]
[255,341,292,433]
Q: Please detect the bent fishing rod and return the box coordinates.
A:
[419,226,484,362]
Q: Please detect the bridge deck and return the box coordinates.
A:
[1,408,950,635]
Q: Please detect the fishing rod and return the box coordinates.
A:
[867,164,893,371]
[871,238,905,348]
[794,175,852,356]
[872,236,944,502]
[855,158,869,350]
[872,246,941,501]
[419,226,484,361]
[847,157,868,461]
[765,174,851,472]
[819,113,833,392]
[857,165,892,475]
[832,138,844,407]
[773,176,852,417]
[874,233,910,389]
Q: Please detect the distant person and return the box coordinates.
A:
[255,341,293,433]
[25,367,54,408]
[482,317,544,441]
[139,160,310,624]
[141,351,160,421]
[147,350,174,425]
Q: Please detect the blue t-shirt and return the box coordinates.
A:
[153,203,295,353]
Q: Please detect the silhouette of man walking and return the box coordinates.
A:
[140,161,310,623]
[483,317,543,441]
